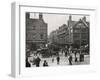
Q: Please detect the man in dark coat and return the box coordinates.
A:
[74,51,78,62]
[35,57,41,67]
[68,55,72,65]
[80,53,84,62]
[26,58,31,67]
[65,51,68,57]
[56,56,60,65]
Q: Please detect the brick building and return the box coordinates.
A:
[68,15,89,48]
[26,12,48,50]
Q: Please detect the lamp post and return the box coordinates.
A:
[80,23,82,55]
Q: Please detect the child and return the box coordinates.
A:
[43,60,48,67]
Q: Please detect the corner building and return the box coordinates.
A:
[26,12,48,50]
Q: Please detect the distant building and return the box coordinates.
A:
[49,15,89,49]
[67,15,76,45]
[48,30,58,44]
[48,24,69,47]
[57,24,69,46]
[26,12,48,50]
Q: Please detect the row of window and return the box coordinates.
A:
[26,33,45,40]
[73,33,88,39]
[72,28,89,33]
[26,26,47,31]
[74,40,88,45]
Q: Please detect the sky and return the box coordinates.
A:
[30,13,90,35]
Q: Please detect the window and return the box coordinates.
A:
[32,33,36,39]
[81,28,87,33]
[33,26,36,30]
[71,29,73,33]
[74,29,80,33]
[40,34,43,39]
[81,40,87,45]
[33,35,35,39]
[73,33,80,39]
[81,33,88,39]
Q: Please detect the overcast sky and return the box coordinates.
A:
[30,13,90,35]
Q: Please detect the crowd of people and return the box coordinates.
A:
[26,55,48,67]
[26,48,86,67]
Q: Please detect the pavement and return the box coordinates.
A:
[28,54,90,67]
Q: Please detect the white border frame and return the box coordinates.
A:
[11,2,97,78]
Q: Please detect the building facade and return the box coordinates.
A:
[68,16,89,48]
[48,24,69,47]
[48,30,58,44]
[26,12,48,50]
[49,15,89,49]
[57,24,69,46]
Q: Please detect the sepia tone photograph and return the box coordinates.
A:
[25,12,90,67]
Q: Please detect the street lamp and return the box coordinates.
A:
[80,24,82,55]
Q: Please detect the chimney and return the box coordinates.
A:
[82,16,86,22]
[39,13,43,20]
[68,15,72,27]
[69,15,72,21]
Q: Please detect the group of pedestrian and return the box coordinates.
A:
[68,51,85,65]
[34,56,49,67]
[51,55,60,65]
[26,48,85,67]
[26,56,49,67]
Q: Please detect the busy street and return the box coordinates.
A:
[26,50,90,67]
[25,12,90,68]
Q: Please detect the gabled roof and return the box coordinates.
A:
[73,19,89,28]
